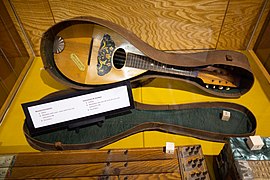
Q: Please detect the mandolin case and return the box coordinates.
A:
[40,16,254,98]
[23,90,256,151]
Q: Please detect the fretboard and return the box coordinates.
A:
[125,53,198,78]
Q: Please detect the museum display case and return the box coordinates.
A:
[0,0,270,179]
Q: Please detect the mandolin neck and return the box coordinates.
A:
[125,53,198,78]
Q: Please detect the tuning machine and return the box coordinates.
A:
[218,86,223,90]
[205,84,231,91]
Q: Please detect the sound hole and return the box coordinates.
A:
[113,48,126,69]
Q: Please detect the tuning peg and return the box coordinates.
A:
[205,84,209,88]
[213,85,216,89]
[219,86,223,90]
[226,87,230,91]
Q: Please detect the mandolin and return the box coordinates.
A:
[53,23,238,91]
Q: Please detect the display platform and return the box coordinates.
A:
[0,51,269,155]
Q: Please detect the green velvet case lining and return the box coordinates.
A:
[32,107,254,145]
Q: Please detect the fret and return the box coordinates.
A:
[141,57,145,68]
[138,55,141,68]
[128,54,132,67]
[125,54,131,67]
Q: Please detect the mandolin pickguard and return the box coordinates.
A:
[54,23,146,85]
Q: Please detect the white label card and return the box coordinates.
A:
[27,86,131,128]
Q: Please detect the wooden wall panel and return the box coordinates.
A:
[248,0,270,49]
[7,0,268,55]
[9,0,55,55]
[254,9,270,74]
[2,0,35,57]
[0,83,8,108]
[0,16,26,58]
[217,0,265,49]
[0,2,28,58]
[0,50,17,93]
[0,0,29,75]
[49,0,228,51]
[265,57,270,73]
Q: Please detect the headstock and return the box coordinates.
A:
[197,67,239,90]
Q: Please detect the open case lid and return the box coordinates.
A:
[23,89,256,151]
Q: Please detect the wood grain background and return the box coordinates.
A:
[6,0,269,56]
[217,0,266,49]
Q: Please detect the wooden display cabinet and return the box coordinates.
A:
[0,0,270,156]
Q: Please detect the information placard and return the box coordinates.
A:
[22,81,134,135]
